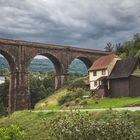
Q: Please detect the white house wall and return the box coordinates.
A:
[89,57,120,91]
[89,70,108,90]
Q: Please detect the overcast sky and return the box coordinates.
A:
[0,0,140,50]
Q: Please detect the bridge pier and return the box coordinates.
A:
[9,71,31,114]
[55,74,70,89]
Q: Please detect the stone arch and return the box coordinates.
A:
[27,52,64,89]
[27,53,62,75]
[0,49,16,72]
[76,56,93,69]
[0,48,16,114]
[69,56,93,71]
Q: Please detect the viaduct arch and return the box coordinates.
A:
[0,38,110,113]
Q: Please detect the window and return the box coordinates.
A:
[102,70,106,75]
[93,71,97,76]
[94,81,97,86]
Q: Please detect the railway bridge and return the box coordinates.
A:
[0,38,110,113]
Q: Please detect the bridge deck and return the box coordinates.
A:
[0,38,110,55]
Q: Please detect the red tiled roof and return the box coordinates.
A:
[89,54,119,71]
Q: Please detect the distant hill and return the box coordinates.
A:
[0,57,88,75]
[0,57,9,68]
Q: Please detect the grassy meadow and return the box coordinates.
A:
[1,110,140,139]
[35,85,140,110]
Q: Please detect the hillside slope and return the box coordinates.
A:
[35,87,68,110]
[35,76,140,110]
[35,76,89,110]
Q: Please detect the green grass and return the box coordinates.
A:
[81,97,140,108]
[35,86,140,110]
[34,76,140,110]
[40,103,60,110]
[35,87,68,110]
[0,111,56,140]
[1,110,140,139]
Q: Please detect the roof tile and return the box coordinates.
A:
[89,54,119,71]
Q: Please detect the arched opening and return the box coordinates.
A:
[0,51,14,116]
[28,54,62,108]
[77,56,93,69]
[68,57,92,79]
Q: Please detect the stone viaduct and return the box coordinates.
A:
[0,38,110,113]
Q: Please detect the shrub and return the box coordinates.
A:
[0,125,26,140]
[80,100,88,106]
[58,88,85,105]
[46,111,140,140]
[95,101,99,104]
[65,103,70,107]
[58,93,72,105]
[68,78,86,91]
[75,98,81,104]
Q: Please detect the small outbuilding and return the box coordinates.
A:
[108,58,140,97]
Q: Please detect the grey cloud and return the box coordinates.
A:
[0,0,140,49]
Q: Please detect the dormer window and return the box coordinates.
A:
[93,71,97,76]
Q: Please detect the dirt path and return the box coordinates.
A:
[34,106,140,112]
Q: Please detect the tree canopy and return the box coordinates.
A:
[104,33,140,59]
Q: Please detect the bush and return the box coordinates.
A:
[80,100,88,106]
[68,78,86,91]
[58,93,72,105]
[46,111,140,140]
[58,88,85,105]
[0,125,26,140]
[75,98,81,104]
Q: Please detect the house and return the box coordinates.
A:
[89,54,120,94]
[108,58,140,97]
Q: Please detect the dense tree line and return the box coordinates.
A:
[0,81,9,116]
[30,71,56,108]
[0,72,56,115]
[105,33,140,59]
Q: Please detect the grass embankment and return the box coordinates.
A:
[69,97,140,109]
[1,110,140,139]
[35,87,68,110]
[35,76,140,110]
[35,87,140,110]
